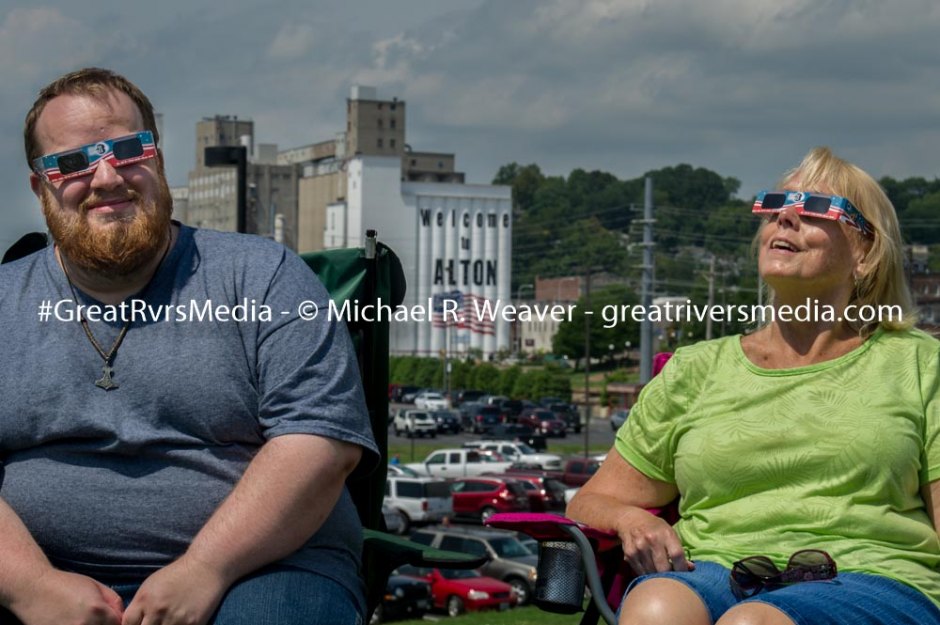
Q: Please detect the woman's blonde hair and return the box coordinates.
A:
[759,147,914,333]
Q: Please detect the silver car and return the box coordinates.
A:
[610,408,630,431]
[393,410,437,438]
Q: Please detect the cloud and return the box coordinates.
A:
[2,0,939,254]
[266,22,316,60]
[0,8,103,83]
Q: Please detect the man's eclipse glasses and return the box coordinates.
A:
[32,130,156,183]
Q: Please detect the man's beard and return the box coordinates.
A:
[41,178,173,279]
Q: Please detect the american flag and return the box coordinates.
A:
[461,292,495,336]
[431,291,462,329]
[431,291,495,336]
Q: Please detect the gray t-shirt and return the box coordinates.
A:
[0,224,378,605]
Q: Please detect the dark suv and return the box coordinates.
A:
[410,526,538,605]
[460,404,502,433]
[548,403,581,433]
[455,389,486,406]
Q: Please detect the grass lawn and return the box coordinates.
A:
[389,604,583,625]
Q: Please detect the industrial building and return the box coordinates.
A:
[179,86,512,358]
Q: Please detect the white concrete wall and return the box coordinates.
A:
[346,156,512,359]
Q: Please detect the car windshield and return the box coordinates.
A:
[487,537,531,558]
[440,568,480,580]
[536,412,556,421]
[517,443,535,454]
[389,465,420,477]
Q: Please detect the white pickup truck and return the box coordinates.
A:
[465,440,563,470]
[405,448,513,478]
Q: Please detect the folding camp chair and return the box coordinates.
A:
[301,230,486,621]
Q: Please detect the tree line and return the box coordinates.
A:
[390,356,571,402]
[495,162,940,293]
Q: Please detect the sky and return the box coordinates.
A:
[2,0,939,255]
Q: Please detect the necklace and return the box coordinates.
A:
[60,233,173,391]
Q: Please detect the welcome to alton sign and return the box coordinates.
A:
[409,196,512,358]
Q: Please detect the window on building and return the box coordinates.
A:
[410,159,417,166]
[438,161,444,169]
[390,102,397,111]
[390,139,396,149]
[390,118,397,129]
[377,138,383,148]
[377,118,383,129]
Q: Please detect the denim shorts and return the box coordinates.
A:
[623,561,940,625]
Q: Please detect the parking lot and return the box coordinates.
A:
[387,401,617,461]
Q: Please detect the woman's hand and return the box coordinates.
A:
[613,507,693,574]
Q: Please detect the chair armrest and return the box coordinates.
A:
[363,528,489,568]
[485,512,623,551]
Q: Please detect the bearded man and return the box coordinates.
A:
[0,68,377,625]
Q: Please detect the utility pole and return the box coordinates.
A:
[583,270,592,458]
[639,177,655,383]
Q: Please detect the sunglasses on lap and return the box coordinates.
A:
[32,130,157,183]
[730,549,838,599]
[752,190,874,238]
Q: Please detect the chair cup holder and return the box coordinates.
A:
[534,539,586,614]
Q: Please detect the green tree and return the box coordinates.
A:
[529,217,628,280]
[499,365,522,397]
[391,356,420,384]
[703,201,760,257]
[449,359,472,391]
[901,191,940,244]
[470,363,502,394]
[414,358,442,388]
[493,162,545,214]
[540,367,572,401]
[552,285,640,367]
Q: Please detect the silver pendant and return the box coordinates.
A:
[95,364,119,390]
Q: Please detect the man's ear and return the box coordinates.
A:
[156,148,167,175]
[29,172,42,198]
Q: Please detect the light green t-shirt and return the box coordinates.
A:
[616,328,940,608]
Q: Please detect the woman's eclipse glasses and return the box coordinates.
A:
[753,190,874,237]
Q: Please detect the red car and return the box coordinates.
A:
[517,409,567,437]
[394,564,517,616]
[483,472,567,512]
[450,477,530,522]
